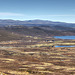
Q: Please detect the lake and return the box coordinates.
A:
[55,45,75,48]
[54,36,75,40]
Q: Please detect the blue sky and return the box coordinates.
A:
[0,0,75,23]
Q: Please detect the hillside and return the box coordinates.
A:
[0,28,26,41]
[4,25,75,37]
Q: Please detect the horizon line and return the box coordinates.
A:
[0,18,75,24]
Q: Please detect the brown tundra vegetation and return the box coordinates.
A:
[0,35,75,75]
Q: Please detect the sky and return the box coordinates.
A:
[0,0,75,23]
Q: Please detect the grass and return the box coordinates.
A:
[0,37,75,75]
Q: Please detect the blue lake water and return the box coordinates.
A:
[54,36,75,40]
[55,45,75,48]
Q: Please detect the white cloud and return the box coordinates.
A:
[49,15,75,16]
[38,15,75,17]
[0,12,24,16]
[0,12,75,17]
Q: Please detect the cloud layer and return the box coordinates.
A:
[0,12,75,17]
[0,12,24,16]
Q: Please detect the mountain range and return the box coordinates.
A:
[0,19,75,28]
[0,19,75,40]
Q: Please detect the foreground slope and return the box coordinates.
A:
[0,39,75,75]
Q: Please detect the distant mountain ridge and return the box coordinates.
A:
[0,19,75,38]
[0,19,75,28]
